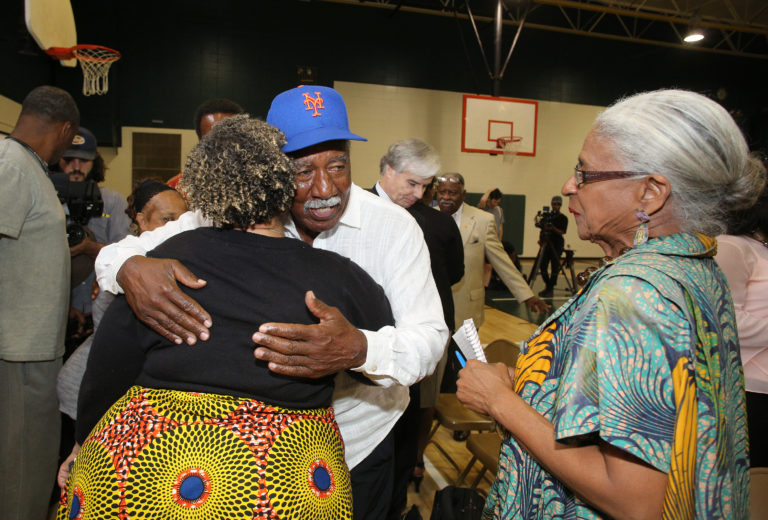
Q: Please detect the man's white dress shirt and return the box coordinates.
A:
[449,202,464,228]
[95,183,448,468]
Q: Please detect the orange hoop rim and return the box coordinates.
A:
[46,44,121,62]
[495,136,523,149]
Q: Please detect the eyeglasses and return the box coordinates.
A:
[436,176,464,186]
[573,167,648,187]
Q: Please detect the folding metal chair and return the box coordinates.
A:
[456,431,503,491]
[427,339,520,474]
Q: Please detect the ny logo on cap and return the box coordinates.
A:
[302,92,325,117]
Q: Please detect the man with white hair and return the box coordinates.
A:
[373,138,464,518]
[374,139,463,338]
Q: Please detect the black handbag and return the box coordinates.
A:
[429,486,485,520]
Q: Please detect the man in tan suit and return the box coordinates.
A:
[437,173,549,328]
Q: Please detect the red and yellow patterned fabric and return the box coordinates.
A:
[58,386,352,519]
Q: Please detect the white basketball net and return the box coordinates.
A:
[498,137,522,164]
[73,47,121,96]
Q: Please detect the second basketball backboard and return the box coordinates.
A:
[25,0,77,67]
[461,94,538,156]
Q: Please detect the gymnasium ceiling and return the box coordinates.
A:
[320,0,768,59]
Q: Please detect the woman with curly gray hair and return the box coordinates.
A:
[58,116,393,519]
[457,89,763,519]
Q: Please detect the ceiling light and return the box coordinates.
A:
[684,14,704,43]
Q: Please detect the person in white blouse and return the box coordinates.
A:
[94,86,447,520]
[715,183,768,467]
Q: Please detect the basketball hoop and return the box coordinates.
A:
[495,136,522,164]
[47,45,121,96]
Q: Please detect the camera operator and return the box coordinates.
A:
[55,128,130,341]
[536,195,568,297]
[1,85,79,520]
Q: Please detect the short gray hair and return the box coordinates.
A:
[593,89,765,236]
[379,138,441,180]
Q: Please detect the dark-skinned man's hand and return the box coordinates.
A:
[68,306,91,339]
[116,255,211,345]
[252,291,367,378]
[69,235,103,258]
[524,296,551,314]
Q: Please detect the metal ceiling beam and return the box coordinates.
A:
[531,0,767,58]
[318,0,767,59]
[535,0,768,34]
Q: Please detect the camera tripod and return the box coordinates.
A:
[527,237,577,295]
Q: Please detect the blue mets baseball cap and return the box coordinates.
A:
[266,86,367,153]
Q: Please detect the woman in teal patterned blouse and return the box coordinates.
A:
[457,89,766,519]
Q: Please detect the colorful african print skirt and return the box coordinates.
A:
[57,385,352,519]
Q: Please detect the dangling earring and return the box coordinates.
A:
[634,210,650,246]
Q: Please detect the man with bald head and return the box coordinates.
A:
[1,85,79,520]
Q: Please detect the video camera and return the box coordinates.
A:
[534,205,555,231]
[49,172,104,246]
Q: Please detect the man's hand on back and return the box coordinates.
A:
[252,291,368,378]
[116,256,211,345]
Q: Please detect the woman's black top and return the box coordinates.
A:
[76,228,394,443]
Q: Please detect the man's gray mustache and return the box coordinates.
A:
[304,196,341,210]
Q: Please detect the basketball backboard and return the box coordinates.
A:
[461,94,538,156]
[25,0,77,67]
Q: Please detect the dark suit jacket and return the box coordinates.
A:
[369,185,464,331]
